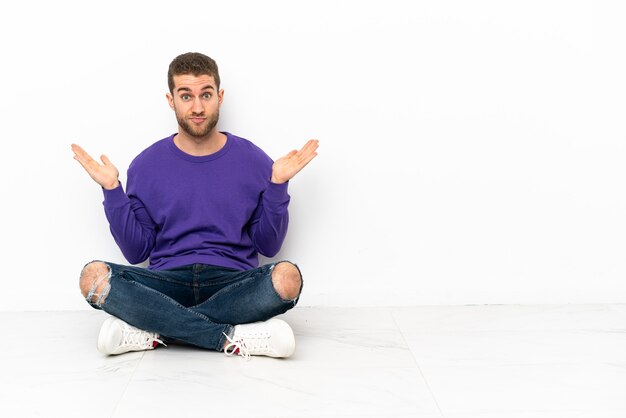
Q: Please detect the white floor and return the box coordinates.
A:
[0,305,625,417]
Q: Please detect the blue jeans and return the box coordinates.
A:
[83,261,302,351]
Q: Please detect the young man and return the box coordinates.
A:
[72,52,318,359]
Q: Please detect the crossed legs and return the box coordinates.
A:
[79,260,302,355]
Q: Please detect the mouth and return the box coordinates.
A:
[189,117,206,124]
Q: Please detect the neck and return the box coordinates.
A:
[174,130,226,156]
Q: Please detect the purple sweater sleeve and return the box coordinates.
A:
[102,184,156,264]
[248,181,290,257]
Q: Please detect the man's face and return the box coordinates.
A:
[167,74,223,138]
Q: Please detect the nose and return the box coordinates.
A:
[192,97,204,114]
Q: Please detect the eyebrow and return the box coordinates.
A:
[175,85,216,93]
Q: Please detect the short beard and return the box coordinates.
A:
[176,109,219,138]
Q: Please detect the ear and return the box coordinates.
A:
[218,89,224,106]
[166,92,175,110]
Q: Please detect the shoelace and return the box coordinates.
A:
[121,323,165,350]
[223,331,273,360]
[223,333,251,360]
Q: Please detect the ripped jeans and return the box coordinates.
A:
[81,261,302,351]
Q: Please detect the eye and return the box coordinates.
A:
[181,94,191,101]
[202,92,212,99]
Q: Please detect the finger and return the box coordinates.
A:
[72,151,91,170]
[290,149,318,169]
[282,150,298,159]
[299,139,319,156]
[71,143,84,154]
[286,152,318,180]
[298,141,319,159]
[298,151,318,167]
[71,144,95,165]
[298,139,315,152]
[71,143,88,158]
[101,154,113,167]
[304,138,319,148]
[72,155,88,170]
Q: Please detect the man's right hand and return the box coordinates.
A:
[71,144,120,190]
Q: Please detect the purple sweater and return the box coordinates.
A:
[102,132,290,271]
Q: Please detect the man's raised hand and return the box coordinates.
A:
[71,144,120,190]
[271,139,319,184]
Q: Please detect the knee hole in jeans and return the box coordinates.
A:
[271,261,302,301]
[79,261,112,307]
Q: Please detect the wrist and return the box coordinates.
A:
[270,175,286,185]
[103,180,120,190]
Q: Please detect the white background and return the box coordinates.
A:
[0,0,624,311]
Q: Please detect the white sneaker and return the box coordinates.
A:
[97,317,165,355]
[223,318,295,360]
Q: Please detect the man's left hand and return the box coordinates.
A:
[271,139,319,184]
